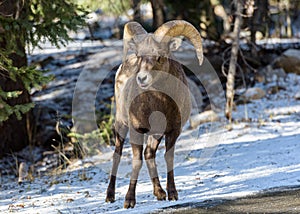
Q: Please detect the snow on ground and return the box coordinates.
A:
[1,70,300,213]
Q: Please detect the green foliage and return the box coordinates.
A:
[97,0,131,15]
[68,113,114,157]
[0,0,88,50]
[0,50,51,123]
[26,0,88,48]
[75,0,146,16]
[0,100,34,122]
[98,113,114,144]
[75,0,101,12]
[0,0,88,123]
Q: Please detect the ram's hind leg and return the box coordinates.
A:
[144,135,166,200]
[106,123,128,203]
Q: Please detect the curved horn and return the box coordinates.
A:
[154,20,203,65]
[123,22,147,60]
[123,21,147,41]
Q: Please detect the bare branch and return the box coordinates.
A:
[225,0,243,123]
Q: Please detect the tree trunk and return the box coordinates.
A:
[131,0,141,23]
[286,0,292,38]
[225,0,243,123]
[150,0,165,29]
[0,1,31,157]
[250,0,268,45]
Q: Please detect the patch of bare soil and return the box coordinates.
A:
[159,186,300,213]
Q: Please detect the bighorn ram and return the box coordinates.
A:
[105,20,203,208]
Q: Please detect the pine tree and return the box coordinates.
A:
[0,0,87,157]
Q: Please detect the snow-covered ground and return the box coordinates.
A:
[1,55,300,213]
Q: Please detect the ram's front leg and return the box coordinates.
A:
[165,130,180,201]
[106,122,128,203]
[124,130,144,208]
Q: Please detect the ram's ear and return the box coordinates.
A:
[169,37,182,51]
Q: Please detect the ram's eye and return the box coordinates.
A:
[157,56,164,63]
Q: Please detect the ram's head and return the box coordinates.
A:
[123,20,204,89]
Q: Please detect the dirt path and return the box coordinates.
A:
[159,186,300,213]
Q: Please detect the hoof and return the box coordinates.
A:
[168,190,178,201]
[105,196,115,203]
[154,188,167,201]
[124,198,136,208]
[105,190,115,203]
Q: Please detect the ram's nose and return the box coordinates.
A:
[136,71,152,89]
[137,74,148,84]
